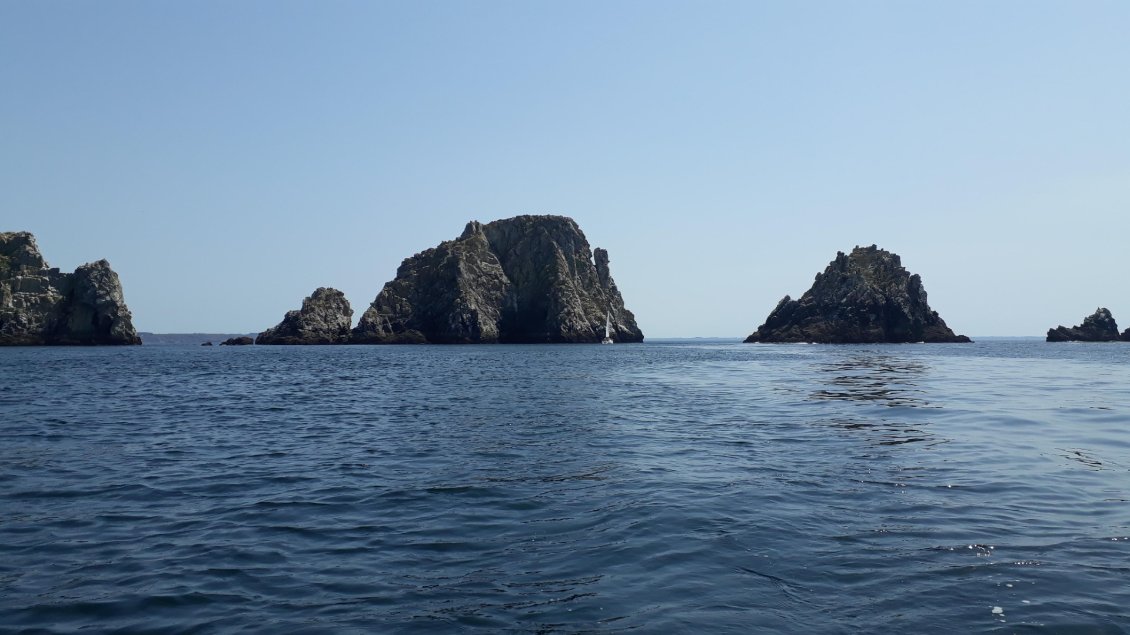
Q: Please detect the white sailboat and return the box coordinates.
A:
[601,312,614,344]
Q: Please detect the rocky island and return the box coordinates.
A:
[744,245,970,344]
[1046,308,1122,342]
[256,287,353,345]
[352,215,643,343]
[0,232,140,345]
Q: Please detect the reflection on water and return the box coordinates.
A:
[809,352,943,448]
[829,418,940,447]
[810,352,931,408]
[1058,447,1121,471]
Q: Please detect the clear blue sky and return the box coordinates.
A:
[3,1,1128,337]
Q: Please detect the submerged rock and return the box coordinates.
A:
[220,336,254,346]
[0,232,141,345]
[744,245,970,344]
[1046,308,1121,342]
[256,287,353,345]
[201,341,213,346]
[352,215,643,343]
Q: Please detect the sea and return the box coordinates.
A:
[1,339,1128,634]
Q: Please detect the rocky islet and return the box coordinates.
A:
[0,232,140,345]
[256,287,354,345]
[351,216,643,344]
[744,245,971,344]
[1046,308,1123,342]
[5,226,1127,345]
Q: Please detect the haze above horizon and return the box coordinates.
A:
[3,2,1128,337]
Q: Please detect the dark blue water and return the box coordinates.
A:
[2,340,1128,633]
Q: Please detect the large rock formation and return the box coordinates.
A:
[744,245,971,344]
[1046,308,1121,342]
[0,232,141,345]
[256,287,353,345]
[352,215,643,343]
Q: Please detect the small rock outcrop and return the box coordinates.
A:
[201,341,213,346]
[220,336,254,346]
[744,245,971,344]
[1123,328,1130,343]
[352,215,643,343]
[0,232,141,345]
[1046,308,1121,342]
[256,287,353,345]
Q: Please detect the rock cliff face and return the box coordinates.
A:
[1046,308,1121,342]
[256,287,353,345]
[0,232,140,345]
[744,245,970,344]
[352,215,643,343]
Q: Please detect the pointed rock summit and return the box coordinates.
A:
[256,287,353,345]
[0,232,140,345]
[744,245,970,344]
[352,215,643,343]
[1046,308,1121,342]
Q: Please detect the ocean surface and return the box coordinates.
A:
[1,339,1128,634]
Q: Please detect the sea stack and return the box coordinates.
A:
[1046,308,1121,342]
[744,245,971,344]
[0,231,141,345]
[352,215,643,343]
[256,287,353,345]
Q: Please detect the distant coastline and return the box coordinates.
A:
[138,332,256,346]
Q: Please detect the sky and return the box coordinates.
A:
[2,1,1128,337]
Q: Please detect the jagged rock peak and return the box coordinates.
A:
[1046,308,1121,342]
[256,287,353,345]
[0,231,140,345]
[352,214,644,344]
[744,244,971,344]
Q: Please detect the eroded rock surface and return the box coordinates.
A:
[256,287,353,345]
[0,232,140,345]
[1046,308,1121,342]
[352,215,643,343]
[744,245,970,344]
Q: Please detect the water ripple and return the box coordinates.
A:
[1,341,1129,632]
